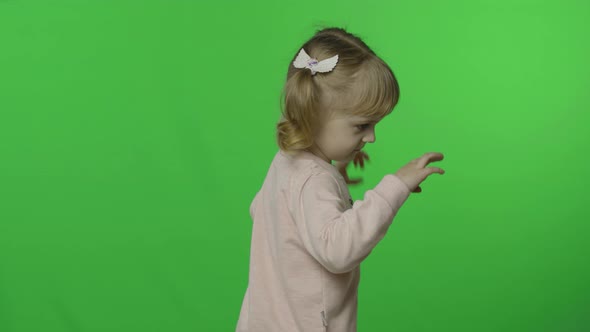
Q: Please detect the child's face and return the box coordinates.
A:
[308,114,379,164]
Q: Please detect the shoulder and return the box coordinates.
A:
[293,163,344,197]
[275,149,346,196]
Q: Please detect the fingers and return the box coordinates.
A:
[347,177,362,185]
[360,152,368,165]
[421,167,445,178]
[353,152,369,169]
[417,152,444,169]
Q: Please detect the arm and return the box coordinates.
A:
[295,172,411,274]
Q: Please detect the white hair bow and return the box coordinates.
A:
[292,48,339,75]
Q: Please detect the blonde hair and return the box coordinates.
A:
[276,27,400,155]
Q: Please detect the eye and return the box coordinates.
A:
[356,124,370,131]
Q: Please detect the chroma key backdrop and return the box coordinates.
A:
[0,0,589,331]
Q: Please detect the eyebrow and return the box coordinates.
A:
[352,118,379,124]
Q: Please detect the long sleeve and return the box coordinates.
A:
[296,172,411,274]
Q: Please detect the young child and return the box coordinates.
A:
[236,27,445,332]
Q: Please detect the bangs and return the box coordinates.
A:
[338,59,399,121]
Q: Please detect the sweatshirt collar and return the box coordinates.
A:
[280,149,344,182]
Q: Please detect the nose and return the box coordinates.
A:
[363,129,376,143]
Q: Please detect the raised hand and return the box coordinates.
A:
[394,152,445,193]
[336,151,370,185]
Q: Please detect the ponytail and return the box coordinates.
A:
[277,69,320,153]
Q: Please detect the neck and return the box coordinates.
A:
[306,145,332,165]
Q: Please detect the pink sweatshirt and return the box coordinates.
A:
[236,149,411,332]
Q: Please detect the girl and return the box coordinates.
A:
[236,27,445,332]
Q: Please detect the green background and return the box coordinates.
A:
[1,0,589,331]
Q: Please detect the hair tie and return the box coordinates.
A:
[292,48,339,75]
